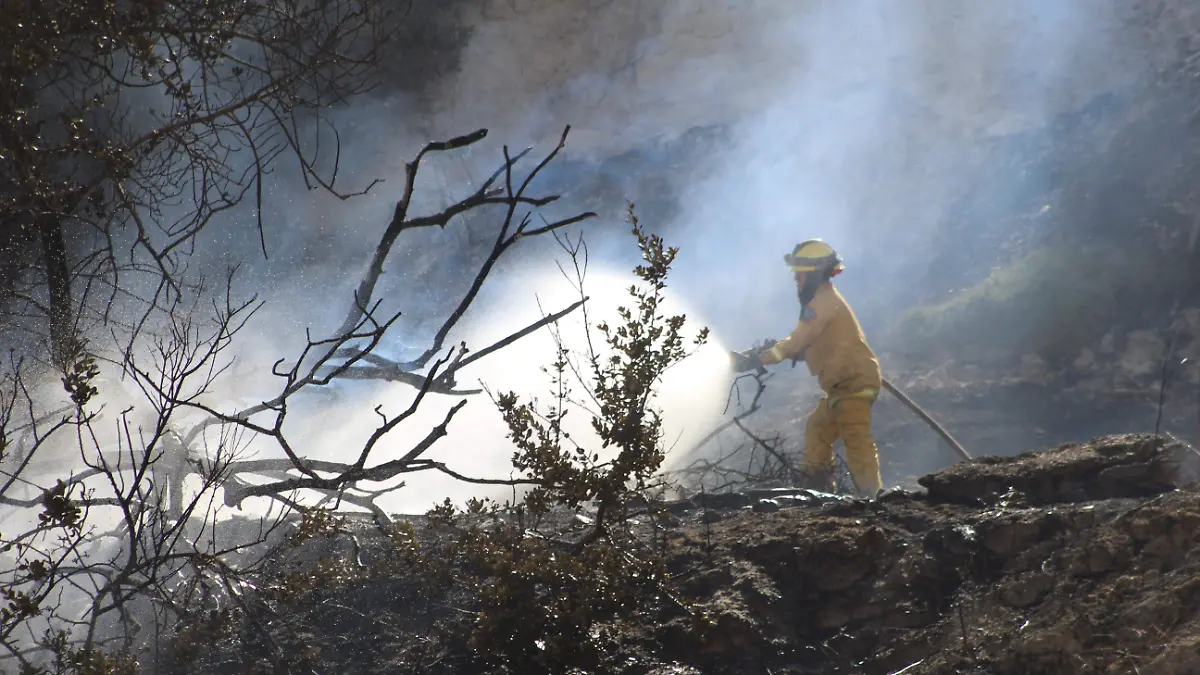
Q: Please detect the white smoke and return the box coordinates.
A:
[41,0,1178,514]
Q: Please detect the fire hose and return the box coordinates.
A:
[730,344,972,463]
[879,376,972,462]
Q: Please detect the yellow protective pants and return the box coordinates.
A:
[802,392,882,495]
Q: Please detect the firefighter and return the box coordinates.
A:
[739,240,884,495]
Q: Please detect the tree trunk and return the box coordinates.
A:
[38,216,73,367]
[0,215,34,305]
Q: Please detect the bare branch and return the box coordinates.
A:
[221,397,469,507]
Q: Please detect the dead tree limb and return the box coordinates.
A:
[136,128,596,511]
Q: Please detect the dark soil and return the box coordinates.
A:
[196,433,1200,675]
[650,433,1200,675]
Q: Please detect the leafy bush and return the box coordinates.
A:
[443,205,710,673]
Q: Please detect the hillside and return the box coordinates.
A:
[338,0,1200,468]
[5,2,1200,673]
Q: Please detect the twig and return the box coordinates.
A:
[888,660,924,675]
[958,599,969,653]
[1155,337,1189,440]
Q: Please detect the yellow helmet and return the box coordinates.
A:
[784,239,845,273]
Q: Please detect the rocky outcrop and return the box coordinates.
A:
[656,433,1200,675]
[917,434,1200,505]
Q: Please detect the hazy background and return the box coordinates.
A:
[23,0,1200,513]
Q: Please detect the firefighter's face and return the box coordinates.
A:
[793,270,807,288]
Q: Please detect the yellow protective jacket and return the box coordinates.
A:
[759,282,882,397]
